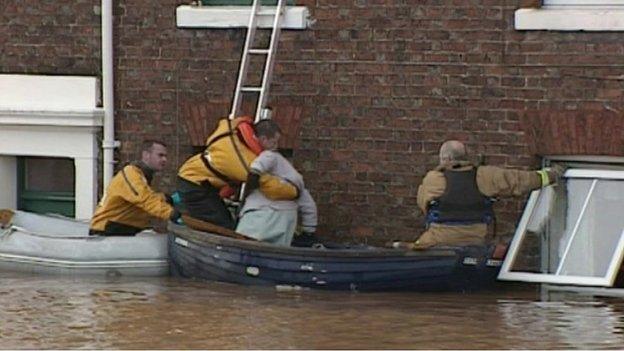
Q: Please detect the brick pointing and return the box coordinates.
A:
[2,0,623,244]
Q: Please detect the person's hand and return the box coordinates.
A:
[169,209,183,225]
[539,163,566,186]
[243,171,260,198]
[171,191,182,205]
[548,163,566,185]
[537,163,566,187]
[291,231,320,248]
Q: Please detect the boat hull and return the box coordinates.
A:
[0,210,169,277]
[169,225,501,292]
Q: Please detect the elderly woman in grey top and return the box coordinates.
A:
[236,119,317,246]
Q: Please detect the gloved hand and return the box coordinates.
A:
[291,231,319,248]
[170,209,184,225]
[242,171,261,199]
[538,163,566,187]
[165,192,182,206]
[219,185,236,199]
[171,191,182,206]
[548,163,566,185]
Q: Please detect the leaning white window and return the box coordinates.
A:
[499,169,624,287]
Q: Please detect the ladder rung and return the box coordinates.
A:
[241,87,262,92]
[248,49,269,55]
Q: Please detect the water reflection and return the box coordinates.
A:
[498,299,624,349]
[0,273,623,349]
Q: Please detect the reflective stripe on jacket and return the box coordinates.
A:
[90,164,174,232]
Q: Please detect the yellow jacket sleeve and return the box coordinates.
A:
[119,165,174,221]
[259,174,299,200]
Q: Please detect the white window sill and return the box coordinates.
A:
[0,110,104,128]
[176,5,311,30]
[515,7,624,31]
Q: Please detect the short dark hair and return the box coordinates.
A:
[254,119,282,138]
[141,139,167,152]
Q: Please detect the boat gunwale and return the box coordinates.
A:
[173,239,458,274]
[169,224,463,259]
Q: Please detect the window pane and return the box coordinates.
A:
[558,180,624,277]
[24,157,75,193]
[551,179,594,271]
[508,185,577,273]
[508,178,624,278]
[510,187,555,273]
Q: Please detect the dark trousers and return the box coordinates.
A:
[89,221,142,236]
[176,177,235,230]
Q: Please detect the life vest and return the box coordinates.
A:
[204,117,263,186]
[179,118,297,200]
[236,117,263,155]
[425,167,495,225]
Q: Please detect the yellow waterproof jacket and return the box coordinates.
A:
[178,117,299,200]
[90,164,174,232]
[206,117,257,184]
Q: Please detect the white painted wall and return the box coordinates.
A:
[0,156,17,210]
[0,74,99,111]
[0,74,103,220]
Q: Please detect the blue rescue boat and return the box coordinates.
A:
[168,223,503,292]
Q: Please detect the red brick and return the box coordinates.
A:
[3,0,623,244]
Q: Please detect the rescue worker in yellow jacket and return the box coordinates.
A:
[394,140,563,249]
[90,140,181,235]
[177,116,299,229]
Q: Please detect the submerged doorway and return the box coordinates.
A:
[17,157,75,217]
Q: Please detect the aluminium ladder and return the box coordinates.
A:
[229,0,287,122]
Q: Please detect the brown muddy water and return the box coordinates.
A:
[1,273,623,349]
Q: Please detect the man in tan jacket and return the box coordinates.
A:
[395,140,562,249]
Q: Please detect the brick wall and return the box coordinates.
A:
[2,0,623,244]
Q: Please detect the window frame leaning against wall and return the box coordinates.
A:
[499,169,624,287]
[515,0,624,31]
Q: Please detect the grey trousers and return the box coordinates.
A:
[236,208,297,246]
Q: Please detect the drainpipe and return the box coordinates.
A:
[102,0,117,191]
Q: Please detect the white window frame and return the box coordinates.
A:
[515,0,624,31]
[499,169,624,287]
[176,5,310,29]
[545,0,624,5]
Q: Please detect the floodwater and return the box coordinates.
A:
[1,273,624,349]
